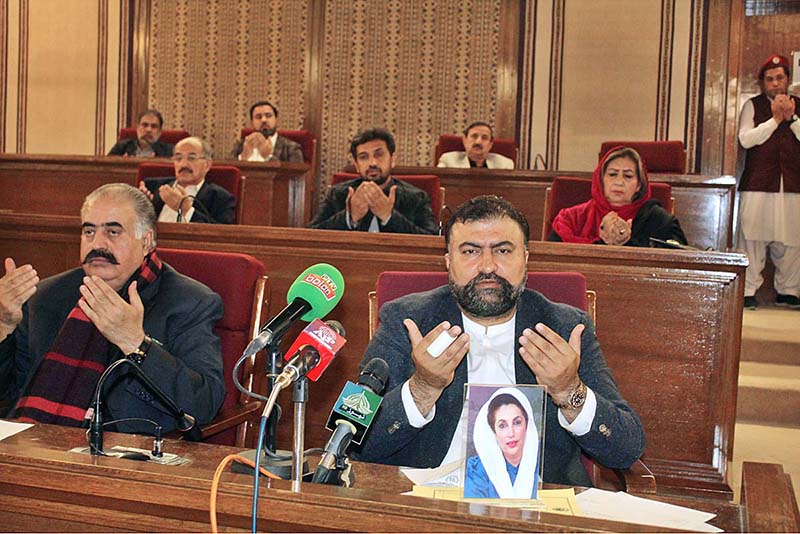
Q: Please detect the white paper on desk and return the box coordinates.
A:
[576,488,722,532]
[0,420,33,441]
[401,460,462,486]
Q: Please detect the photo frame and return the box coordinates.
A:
[462,384,546,500]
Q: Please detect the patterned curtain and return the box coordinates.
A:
[148,0,308,159]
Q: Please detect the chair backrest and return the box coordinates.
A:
[434,134,519,166]
[369,271,593,337]
[157,248,268,446]
[331,172,444,227]
[598,141,686,174]
[118,128,190,146]
[136,163,246,223]
[240,128,317,165]
[541,176,674,240]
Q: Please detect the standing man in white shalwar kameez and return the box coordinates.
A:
[738,54,800,310]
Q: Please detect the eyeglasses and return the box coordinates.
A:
[171,154,205,163]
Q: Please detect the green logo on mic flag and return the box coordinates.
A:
[333,381,382,428]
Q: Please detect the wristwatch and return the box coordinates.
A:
[554,380,587,410]
[126,334,154,365]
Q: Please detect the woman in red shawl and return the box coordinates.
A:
[548,146,687,247]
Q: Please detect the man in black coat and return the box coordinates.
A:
[310,128,437,235]
[0,184,225,433]
[107,109,174,158]
[139,136,236,224]
[354,196,644,487]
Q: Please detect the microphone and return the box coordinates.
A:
[89,358,200,455]
[311,358,389,485]
[243,264,345,356]
[274,319,347,389]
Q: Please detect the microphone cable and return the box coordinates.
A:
[176,195,213,222]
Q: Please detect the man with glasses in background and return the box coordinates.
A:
[138,137,236,224]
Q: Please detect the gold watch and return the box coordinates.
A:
[554,380,587,410]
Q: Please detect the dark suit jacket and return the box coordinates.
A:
[354,287,645,487]
[107,138,174,157]
[0,265,225,433]
[231,134,304,162]
[145,177,236,224]
[309,177,438,235]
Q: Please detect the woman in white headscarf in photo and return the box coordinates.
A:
[463,387,539,499]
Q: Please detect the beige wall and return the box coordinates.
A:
[2,0,704,175]
[2,0,125,155]
[519,0,703,172]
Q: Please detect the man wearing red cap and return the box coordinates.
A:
[738,54,800,309]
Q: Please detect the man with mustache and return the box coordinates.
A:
[309,128,437,234]
[139,136,236,224]
[437,122,514,169]
[232,101,304,162]
[738,54,800,309]
[0,184,224,433]
[355,196,644,487]
[108,109,174,158]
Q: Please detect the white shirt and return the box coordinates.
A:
[738,98,800,245]
[239,131,279,162]
[400,312,597,468]
[157,179,203,223]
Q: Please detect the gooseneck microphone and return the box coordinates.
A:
[311,358,390,485]
[88,357,200,455]
[243,264,345,357]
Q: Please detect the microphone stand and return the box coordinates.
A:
[292,375,309,491]
[265,340,282,451]
[89,358,199,456]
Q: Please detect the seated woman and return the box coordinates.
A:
[548,146,688,247]
[463,388,539,499]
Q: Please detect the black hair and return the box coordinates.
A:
[463,121,494,139]
[137,109,164,129]
[445,195,530,247]
[487,393,528,430]
[349,127,396,159]
[249,101,278,119]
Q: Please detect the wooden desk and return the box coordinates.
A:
[0,154,310,227]
[389,166,736,251]
[3,424,794,532]
[0,215,747,500]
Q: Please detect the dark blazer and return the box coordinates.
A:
[309,177,438,235]
[107,138,174,157]
[231,134,304,162]
[145,177,236,224]
[0,265,225,433]
[354,287,645,487]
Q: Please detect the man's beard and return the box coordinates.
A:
[362,167,391,187]
[449,272,525,318]
[259,127,277,138]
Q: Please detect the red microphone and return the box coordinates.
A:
[282,319,346,383]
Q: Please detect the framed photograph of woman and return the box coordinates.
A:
[462,384,546,499]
